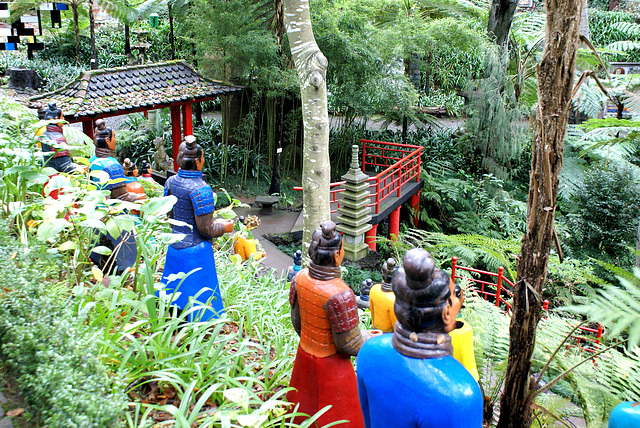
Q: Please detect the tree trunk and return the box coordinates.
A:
[89,0,97,69]
[496,0,584,427]
[73,4,80,64]
[124,1,131,56]
[487,0,518,46]
[169,4,175,60]
[282,0,331,264]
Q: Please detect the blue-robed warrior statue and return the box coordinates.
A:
[356,248,483,428]
[161,135,234,321]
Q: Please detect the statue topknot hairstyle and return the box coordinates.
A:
[308,220,343,266]
[178,135,203,171]
[393,248,452,333]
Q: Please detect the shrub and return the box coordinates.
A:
[564,164,640,267]
[0,225,126,427]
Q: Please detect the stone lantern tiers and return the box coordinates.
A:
[336,145,372,261]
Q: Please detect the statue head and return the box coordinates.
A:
[381,258,397,292]
[308,221,344,267]
[393,249,461,334]
[140,159,151,175]
[178,135,203,171]
[360,278,374,297]
[44,102,62,121]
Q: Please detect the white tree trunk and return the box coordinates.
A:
[282,0,331,263]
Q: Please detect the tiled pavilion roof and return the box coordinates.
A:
[29,60,242,121]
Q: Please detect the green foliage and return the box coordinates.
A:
[388,228,519,281]
[567,262,640,349]
[422,44,485,93]
[0,224,126,427]
[462,45,528,179]
[418,167,528,239]
[315,1,418,120]
[589,9,640,63]
[186,0,294,90]
[0,54,83,92]
[418,90,465,117]
[563,164,640,267]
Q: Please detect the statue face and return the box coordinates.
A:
[335,243,345,266]
[443,279,462,333]
[195,153,204,171]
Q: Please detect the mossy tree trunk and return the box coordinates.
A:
[487,0,518,45]
[497,0,584,427]
[282,0,330,262]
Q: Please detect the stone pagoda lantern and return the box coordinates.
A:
[336,145,372,261]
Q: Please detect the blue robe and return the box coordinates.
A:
[356,334,483,428]
[161,169,223,321]
[609,402,640,428]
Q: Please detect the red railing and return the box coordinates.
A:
[294,140,423,214]
[542,300,605,352]
[450,256,515,313]
[451,257,604,352]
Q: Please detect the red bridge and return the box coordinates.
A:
[451,257,604,353]
[295,139,424,250]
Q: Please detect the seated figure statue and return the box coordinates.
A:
[152,137,173,172]
[38,102,81,173]
[90,119,144,203]
[369,258,397,332]
[161,135,234,321]
[288,220,374,428]
[356,248,483,428]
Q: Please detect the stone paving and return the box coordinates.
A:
[0,392,13,428]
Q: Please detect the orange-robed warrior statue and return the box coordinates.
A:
[288,220,374,428]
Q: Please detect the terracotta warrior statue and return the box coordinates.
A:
[38,102,81,173]
[122,158,146,201]
[138,159,156,182]
[89,119,143,274]
[90,119,144,202]
[356,248,483,428]
[161,135,234,321]
[369,258,398,332]
[288,220,374,428]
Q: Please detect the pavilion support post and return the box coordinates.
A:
[389,207,401,241]
[170,105,181,172]
[410,191,420,227]
[182,103,192,137]
[365,224,378,251]
[82,120,94,140]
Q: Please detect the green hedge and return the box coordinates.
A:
[0,224,126,427]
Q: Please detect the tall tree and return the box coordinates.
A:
[282,0,331,258]
[487,0,518,45]
[497,0,585,426]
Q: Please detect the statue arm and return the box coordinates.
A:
[325,289,371,357]
[194,212,233,239]
[190,186,234,239]
[289,278,301,336]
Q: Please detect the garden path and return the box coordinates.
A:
[232,204,300,277]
